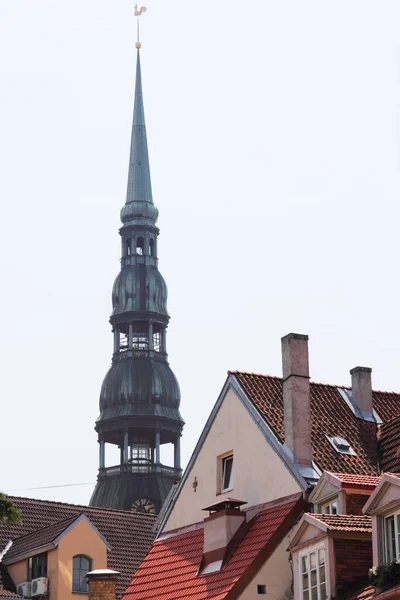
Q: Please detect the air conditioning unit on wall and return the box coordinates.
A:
[16,582,31,598]
[31,577,48,597]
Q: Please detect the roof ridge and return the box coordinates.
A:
[8,495,156,518]
[230,370,400,395]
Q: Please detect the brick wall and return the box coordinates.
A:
[88,570,119,600]
[334,538,372,592]
[346,494,371,515]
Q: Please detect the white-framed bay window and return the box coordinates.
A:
[300,546,327,600]
[384,512,400,562]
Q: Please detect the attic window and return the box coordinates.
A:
[327,435,356,456]
[218,453,234,493]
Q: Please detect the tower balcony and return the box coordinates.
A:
[98,462,182,479]
[112,348,166,363]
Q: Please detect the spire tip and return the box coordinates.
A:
[136,42,142,49]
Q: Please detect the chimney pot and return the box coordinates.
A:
[350,366,373,414]
[282,333,312,466]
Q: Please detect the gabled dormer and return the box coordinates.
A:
[289,513,372,599]
[310,471,380,516]
[363,473,400,567]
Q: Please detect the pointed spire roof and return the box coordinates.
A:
[121,49,158,226]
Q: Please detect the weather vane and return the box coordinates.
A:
[134,4,147,49]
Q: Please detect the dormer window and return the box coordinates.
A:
[327,435,356,456]
[384,513,400,562]
[300,547,326,600]
[322,500,338,515]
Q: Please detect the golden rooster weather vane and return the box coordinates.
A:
[134,4,147,48]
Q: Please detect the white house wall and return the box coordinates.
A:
[164,387,301,531]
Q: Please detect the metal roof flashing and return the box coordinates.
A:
[337,388,383,424]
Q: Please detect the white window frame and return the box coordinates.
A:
[299,545,327,600]
[219,453,234,493]
[321,499,338,515]
[384,512,400,562]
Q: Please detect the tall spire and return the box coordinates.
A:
[90,30,184,514]
[122,49,158,225]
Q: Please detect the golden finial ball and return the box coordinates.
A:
[136,42,142,49]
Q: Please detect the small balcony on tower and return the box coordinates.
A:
[97,435,182,482]
[112,322,166,363]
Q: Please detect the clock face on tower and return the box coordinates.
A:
[131,498,156,514]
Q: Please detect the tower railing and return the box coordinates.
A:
[99,463,181,477]
[112,348,165,363]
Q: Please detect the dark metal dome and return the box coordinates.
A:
[120,200,159,224]
[99,358,181,411]
[112,265,168,318]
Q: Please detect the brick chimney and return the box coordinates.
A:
[87,569,119,600]
[200,499,246,572]
[350,366,373,414]
[282,333,312,466]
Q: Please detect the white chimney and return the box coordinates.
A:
[350,366,373,414]
[282,333,312,467]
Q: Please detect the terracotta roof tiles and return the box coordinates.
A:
[123,494,304,600]
[380,415,400,473]
[0,588,22,599]
[329,472,381,488]
[310,513,372,533]
[231,372,400,475]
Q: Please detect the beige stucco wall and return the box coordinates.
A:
[56,517,108,600]
[7,548,59,597]
[7,558,30,587]
[164,387,301,531]
[240,535,293,600]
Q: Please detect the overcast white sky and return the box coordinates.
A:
[1,0,400,505]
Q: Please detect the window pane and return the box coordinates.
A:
[311,587,318,600]
[323,505,330,514]
[386,516,396,561]
[302,556,308,573]
[310,570,317,587]
[310,552,316,569]
[320,583,327,599]
[319,565,326,584]
[222,456,233,490]
[318,548,325,566]
[81,557,90,571]
[331,502,338,515]
[302,573,309,590]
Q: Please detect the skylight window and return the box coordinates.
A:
[327,435,356,456]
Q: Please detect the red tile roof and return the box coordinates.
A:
[329,472,381,489]
[123,494,304,600]
[380,415,400,473]
[309,514,372,533]
[345,585,377,600]
[0,588,22,599]
[344,583,400,599]
[232,372,400,475]
[0,497,156,599]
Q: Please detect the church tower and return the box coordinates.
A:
[89,44,184,514]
